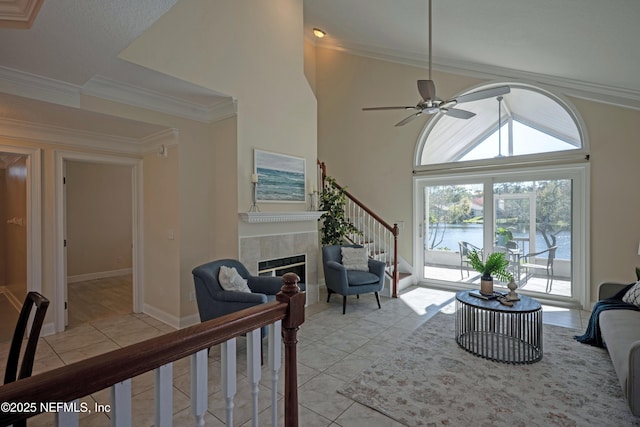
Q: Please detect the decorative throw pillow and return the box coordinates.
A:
[622,281,640,307]
[341,247,369,271]
[218,266,251,293]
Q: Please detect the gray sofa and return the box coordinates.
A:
[598,281,640,416]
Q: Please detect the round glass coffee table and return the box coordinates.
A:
[455,290,543,364]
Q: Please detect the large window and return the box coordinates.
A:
[414,83,589,307]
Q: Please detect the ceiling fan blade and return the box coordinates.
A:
[417,80,436,101]
[394,112,422,127]
[454,86,511,104]
[443,108,476,119]
[362,106,415,111]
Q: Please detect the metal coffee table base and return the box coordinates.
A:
[455,291,543,364]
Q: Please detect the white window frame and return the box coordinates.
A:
[413,163,590,308]
[414,81,590,174]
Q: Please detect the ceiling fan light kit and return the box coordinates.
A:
[362,0,510,126]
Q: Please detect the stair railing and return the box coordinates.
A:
[0,274,305,427]
[318,161,400,297]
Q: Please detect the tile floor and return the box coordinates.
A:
[0,286,591,426]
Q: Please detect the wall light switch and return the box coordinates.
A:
[167,229,175,240]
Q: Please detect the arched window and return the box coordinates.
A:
[414,83,589,307]
[416,83,587,169]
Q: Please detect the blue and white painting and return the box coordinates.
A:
[255,150,306,202]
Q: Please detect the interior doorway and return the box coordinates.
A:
[0,153,27,341]
[64,160,133,328]
[55,151,142,333]
[0,146,42,340]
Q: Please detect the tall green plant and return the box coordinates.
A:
[319,176,361,245]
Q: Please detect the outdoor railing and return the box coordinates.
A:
[0,273,305,427]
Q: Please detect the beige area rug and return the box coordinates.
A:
[338,312,640,426]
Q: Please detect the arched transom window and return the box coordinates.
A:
[417,83,586,167]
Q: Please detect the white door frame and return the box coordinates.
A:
[54,151,143,332]
[0,144,42,296]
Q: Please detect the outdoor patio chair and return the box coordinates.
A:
[519,246,557,293]
[458,241,483,279]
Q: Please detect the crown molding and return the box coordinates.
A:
[0,117,154,155]
[0,66,81,107]
[317,41,640,111]
[82,76,236,123]
[139,128,179,155]
[0,67,237,123]
[0,0,44,29]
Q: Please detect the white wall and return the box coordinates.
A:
[66,161,132,278]
[313,45,640,303]
[119,0,318,216]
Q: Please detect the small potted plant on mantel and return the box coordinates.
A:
[466,250,513,295]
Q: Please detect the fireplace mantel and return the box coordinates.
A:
[238,211,324,224]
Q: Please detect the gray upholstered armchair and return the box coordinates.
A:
[322,244,385,314]
[192,259,305,325]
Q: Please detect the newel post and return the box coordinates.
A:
[277,272,305,427]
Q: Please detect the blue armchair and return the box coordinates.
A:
[192,259,305,327]
[322,244,385,314]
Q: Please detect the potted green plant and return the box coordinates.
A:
[319,176,362,245]
[466,250,512,295]
[495,227,513,247]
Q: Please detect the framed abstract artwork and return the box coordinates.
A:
[254,149,306,202]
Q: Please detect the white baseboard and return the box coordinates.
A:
[143,303,200,330]
[0,286,23,312]
[41,322,56,337]
[143,303,181,329]
[67,268,132,283]
[179,313,201,329]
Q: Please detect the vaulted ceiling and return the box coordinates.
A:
[0,0,638,139]
[304,0,640,109]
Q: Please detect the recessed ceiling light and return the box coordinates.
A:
[313,28,326,39]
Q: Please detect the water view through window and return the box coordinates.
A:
[423,179,573,296]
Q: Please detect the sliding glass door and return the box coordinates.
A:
[417,166,586,304]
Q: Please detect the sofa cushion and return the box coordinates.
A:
[600,309,640,401]
[622,281,640,307]
[218,266,251,293]
[346,270,380,286]
[341,247,369,271]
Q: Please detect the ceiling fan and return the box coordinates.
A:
[362,0,510,127]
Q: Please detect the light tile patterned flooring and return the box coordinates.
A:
[0,278,591,426]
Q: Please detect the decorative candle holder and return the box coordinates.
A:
[249,174,260,212]
[308,190,317,211]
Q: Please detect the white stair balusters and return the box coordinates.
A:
[55,400,79,426]
[221,338,237,426]
[154,363,173,427]
[191,349,208,427]
[269,320,283,426]
[111,379,132,426]
[247,328,262,427]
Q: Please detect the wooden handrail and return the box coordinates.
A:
[318,161,397,234]
[0,275,305,426]
[318,160,400,297]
